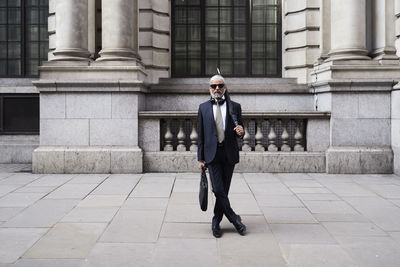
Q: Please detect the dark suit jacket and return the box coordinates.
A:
[197,99,243,165]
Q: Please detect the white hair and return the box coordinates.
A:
[209,75,226,84]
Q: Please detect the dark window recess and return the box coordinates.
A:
[0,94,39,134]
[0,0,49,77]
[172,0,281,77]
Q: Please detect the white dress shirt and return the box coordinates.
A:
[213,99,226,131]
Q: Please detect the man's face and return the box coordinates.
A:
[209,78,226,99]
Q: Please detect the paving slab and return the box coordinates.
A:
[243,173,281,183]
[359,207,400,231]
[23,223,107,259]
[0,193,46,207]
[28,174,75,187]
[0,185,21,197]
[313,213,370,223]
[44,184,98,199]
[12,259,85,267]
[0,173,13,180]
[276,173,313,180]
[296,193,340,201]
[91,174,141,195]
[67,174,109,184]
[14,186,56,193]
[248,183,293,196]
[255,195,304,207]
[172,179,199,193]
[130,177,175,198]
[343,196,397,212]
[1,199,79,228]
[303,200,359,214]
[83,243,155,267]
[229,193,262,215]
[160,222,213,239]
[169,192,210,205]
[151,238,219,267]
[220,215,270,233]
[290,187,332,194]
[280,244,357,267]
[0,174,42,185]
[322,222,387,237]
[164,203,212,223]
[335,236,400,267]
[228,178,252,194]
[0,207,24,221]
[99,209,165,243]
[324,182,377,197]
[76,195,126,207]
[61,207,119,223]
[121,197,169,210]
[218,233,287,267]
[261,207,317,224]
[283,180,324,188]
[0,228,48,264]
[364,184,400,199]
[270,224,337,244]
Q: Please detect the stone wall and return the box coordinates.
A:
[138,0,170,84]
[282,0,320,83]
[393,84,400,175]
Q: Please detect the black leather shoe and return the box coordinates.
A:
[212,219,222,238]
[233,215,246,236]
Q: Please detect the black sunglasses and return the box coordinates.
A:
[210,84,225,89]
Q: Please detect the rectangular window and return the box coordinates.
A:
[0,94,39,134]
[172,0,281,77]
[0,0,48,77]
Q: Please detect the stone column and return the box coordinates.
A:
[318,0,331,61]
[97,0,139,61]
[371,0,398,61]
[396,0,400,56]
[328,0,370,61]
[52,0,91,61]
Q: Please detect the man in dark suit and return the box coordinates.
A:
[197,75,246,238]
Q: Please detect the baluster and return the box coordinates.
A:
[281,119,291,152]
[267,119,278,152]
[164,119,173,151]
[190,119,198,152]
[241,119,251,152]
[177,119,186,152]
[294,119,305,151]
[255,119,264,151]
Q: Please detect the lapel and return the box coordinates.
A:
[224,101,229,134]
[205,101,216,135]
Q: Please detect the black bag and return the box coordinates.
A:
[199,168,208,211]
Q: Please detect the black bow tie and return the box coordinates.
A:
[210,97,226,105]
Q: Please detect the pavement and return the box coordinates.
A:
[1,165,400,266]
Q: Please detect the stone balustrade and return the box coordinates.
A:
[139,111,330,153]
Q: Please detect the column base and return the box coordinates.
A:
[371,48,399,64]
[326,146,393,174]
[327,48,370,61]
[32,146,143,174]
[97,48,140,61]
[52,48,91,61]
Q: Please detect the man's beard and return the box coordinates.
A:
[210,89,225,99]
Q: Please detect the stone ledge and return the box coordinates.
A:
[143,151,325,173]
[326,146,393,174]
[138,111,331,119]
[33,146,143,174]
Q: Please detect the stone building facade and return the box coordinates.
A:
[0,0,399,175]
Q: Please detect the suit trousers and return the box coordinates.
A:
[208,144,238,223]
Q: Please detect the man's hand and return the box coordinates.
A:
[198,161,206,170]
[234,125,244,136]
